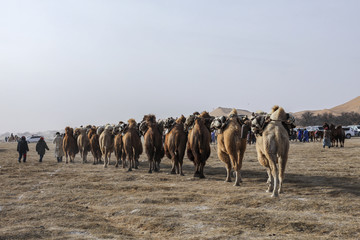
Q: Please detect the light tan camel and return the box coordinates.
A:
[253,106,289,197]
[99,125,114,168]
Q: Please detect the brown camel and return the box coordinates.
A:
[88,127,102,165]
[99,125,114,168]
[216,109,249,186]
[142,114,164,173]
[123,119,143,171]
[164,115,187,175]
[251,106,289,197]
[77,127,90,164]
[113,124,125,168]
[63,127,78,163]
[186,111,212,178]
[330,124,345,147]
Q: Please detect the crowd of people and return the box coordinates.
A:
[15,132,64,163]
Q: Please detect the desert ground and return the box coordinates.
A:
[0,138,359,240]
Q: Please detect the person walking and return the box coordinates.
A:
[53,132,64,162]
[36,137,49,162]
[17,136,29,163]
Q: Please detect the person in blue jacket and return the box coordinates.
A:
[303,129,309,142]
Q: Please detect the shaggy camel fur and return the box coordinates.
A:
[63,127,78,163]
[164,115,187,175]
[123,119,143,171]
[217,109,248,186]
[88,127,102,165]
[77,128,90,164]
[142,114,164,173]
[99,125,114,168]
[187,111,212,178]
[253,106,289,197]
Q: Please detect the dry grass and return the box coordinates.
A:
[0,138,359,239]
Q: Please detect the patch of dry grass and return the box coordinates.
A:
[0,139,359,239]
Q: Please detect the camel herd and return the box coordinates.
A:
[61,106,293,197]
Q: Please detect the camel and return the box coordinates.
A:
[88,127,102,165]
[122,119,143,171]
[251,106,289,197]
[99,125,114,168]
[77,127,90,163]
[63,127,78,163]
[186,111,212,178]
[330,124,345,147]
[113,124,126,168]
[164,115,187,175]
[142,114,164,173]
[216,109,249,186]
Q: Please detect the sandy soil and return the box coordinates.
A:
[0,138,359,239]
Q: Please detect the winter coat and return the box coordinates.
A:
[17,139,29,154]
[36,139,49,155]
[53,135,64,157]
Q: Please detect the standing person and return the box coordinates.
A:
[53,132,64,162]
[323,124,331,148]
[36,137,49,162]
[17,136,29,163]
[303,128,309,142]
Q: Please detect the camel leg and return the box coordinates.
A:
[218,150,231,182]
[127,155,132,172]
[178,161,184,176]
[234,149,245,185]
[267,154,279,197]
[148,159,153,174]
[278,155,287,194]
[170,156,176,174]
[266,168,273,193]
[155,159,160,172]
[199,161,206,179]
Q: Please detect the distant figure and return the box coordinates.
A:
[53,132,64,162]
[297,129,303,142]
[323,126,331,148]
[36,137,49,162]
[17,136,29,163]
[5,136,8,142]
[211,131,217,144]
[302,129,309,142]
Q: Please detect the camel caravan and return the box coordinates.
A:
[59,106,297,196]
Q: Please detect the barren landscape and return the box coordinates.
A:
[0,139,359,239]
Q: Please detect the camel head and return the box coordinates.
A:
[176,115,186,124]
[65,127,72,136]
[163,117,175,129]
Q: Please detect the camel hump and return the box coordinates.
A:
[270,105,280,113]
[270,106,287,121]
[228,108,237,117]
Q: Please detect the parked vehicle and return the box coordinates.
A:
[342,126,357,139]
[26,135,43,143]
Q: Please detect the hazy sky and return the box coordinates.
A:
[1,0,359,134]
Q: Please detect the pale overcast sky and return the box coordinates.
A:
[1,0,359,134]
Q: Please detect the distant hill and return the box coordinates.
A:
[293,96,360,118]
[210,107,252,117]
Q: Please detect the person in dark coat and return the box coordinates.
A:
[36,137,49,162]
[17,136,29,163]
